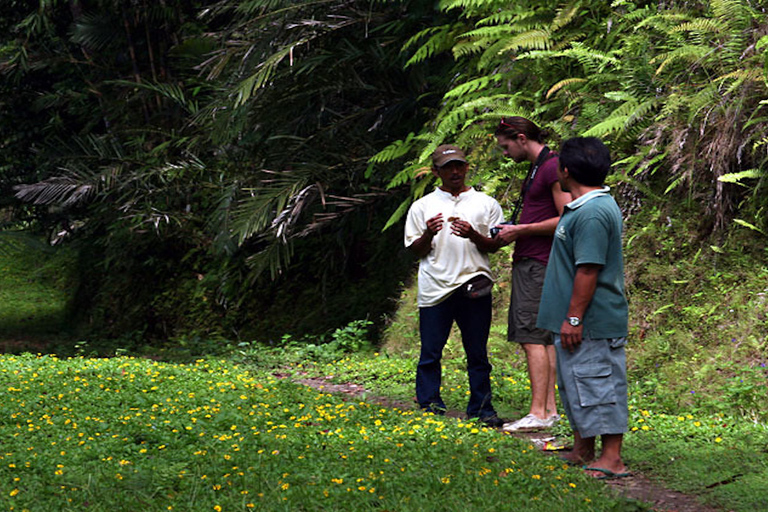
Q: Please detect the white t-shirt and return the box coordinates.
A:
[404,187,504,307]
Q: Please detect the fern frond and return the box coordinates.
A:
[402,25,451,54]
[633,13,690,33]
[444,75,503,98]
[651,45,710,76]
[381,197,412,231]
[546,78,587,99]
[717,169,762,183]
[711,0,753,30]
[475,9,524,27]
[551,1,581,31]
[453,38,494,59]
[495,28,552,53]
[404,25,458,68]
[439,0,506,13]
[672,19,723,35]
[368,133,421,166]
[715,69,764,95]
[460,25,515,40]
[582,116,631,138]
[386,162,426,190]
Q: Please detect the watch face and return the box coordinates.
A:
[568,317,580,326]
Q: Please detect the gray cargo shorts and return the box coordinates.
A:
[554,334,628,438]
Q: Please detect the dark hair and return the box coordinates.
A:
[494,116,548,143]
[559,137,611,186]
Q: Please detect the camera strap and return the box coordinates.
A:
[508,146,554,224]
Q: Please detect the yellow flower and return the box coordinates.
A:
[9,489,19,497]
[715,437,722,443]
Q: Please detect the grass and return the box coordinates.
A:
[0,353,642,512]
[256,339,768,512]
[0,241,73,340]
[2,215,767,510]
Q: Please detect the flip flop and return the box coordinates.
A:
[583,466,632,480]
[557,454,588,467]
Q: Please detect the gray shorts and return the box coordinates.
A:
[554,335,628,438]
[507,258,552,345]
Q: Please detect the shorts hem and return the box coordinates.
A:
[510,335,553,346]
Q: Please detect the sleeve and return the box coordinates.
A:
[488,199,504,230]
[539,156,560,189]
[573,212,610,267]
[404,202,425,248]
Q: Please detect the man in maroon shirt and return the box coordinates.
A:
[493,117,571,432]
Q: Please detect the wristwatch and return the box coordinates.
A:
[567,316,581,327]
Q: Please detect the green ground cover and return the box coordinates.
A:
[1,218,766,510]
[258,336,768,512]
[0,243,72,339]
[0,353,642,512]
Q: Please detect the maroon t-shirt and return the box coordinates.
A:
[513,153,559,264]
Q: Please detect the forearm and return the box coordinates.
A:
[468,228,502,253]
[558,264,601,351]
[515,216,560,237]
[408,231,435,259]
[567,265,600,318]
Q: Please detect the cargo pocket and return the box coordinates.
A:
[573,364,616,407]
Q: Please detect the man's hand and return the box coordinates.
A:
[495,223,526,245]
[449,218,474,238]
[407,213,444,259]
[426,213,444,236]
[559,264,601,352]
[559,320,583,352]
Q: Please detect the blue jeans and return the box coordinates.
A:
[417,290,496,418]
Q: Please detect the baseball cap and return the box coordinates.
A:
[432,144,468,168]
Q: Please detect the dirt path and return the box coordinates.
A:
[285,373,722,512]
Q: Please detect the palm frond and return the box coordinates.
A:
[14,176,98,207]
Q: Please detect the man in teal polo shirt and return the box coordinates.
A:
[537,137,630,480]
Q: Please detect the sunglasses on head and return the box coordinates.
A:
[498,117,520,135]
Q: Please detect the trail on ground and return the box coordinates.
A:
[283,372,722,512]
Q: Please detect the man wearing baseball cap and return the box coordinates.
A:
[404,144,505,427]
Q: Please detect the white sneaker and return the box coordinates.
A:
[502,413,556,432]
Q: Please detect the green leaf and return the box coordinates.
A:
[732,219,765,235]
[717,169,762,184]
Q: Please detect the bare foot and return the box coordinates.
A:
[584,456,629,479]
[559,448,594,466]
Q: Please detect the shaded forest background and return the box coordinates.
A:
[1,0,767,347]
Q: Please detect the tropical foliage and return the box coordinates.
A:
[2,0,768,342]
[1,1,445,341]
[372,0,768,236]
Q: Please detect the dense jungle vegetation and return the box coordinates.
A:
[1,0,767,378]
[1,2,767,509]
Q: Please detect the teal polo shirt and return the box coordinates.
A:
[537,187,628,338]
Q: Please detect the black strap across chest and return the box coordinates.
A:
[509,147,556,224]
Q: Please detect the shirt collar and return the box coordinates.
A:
[565,186,611,210]
[435,186,476,200]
